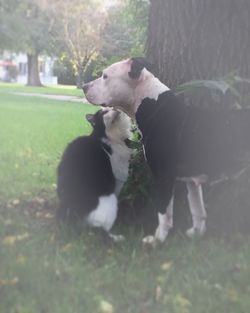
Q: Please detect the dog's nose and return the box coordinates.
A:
[82,83,89,94]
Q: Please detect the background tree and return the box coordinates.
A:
[89,2,142,79]
[0,0,24,51]
[100,4,135,64]
[51,0,105,87]
[86,0,149,81]
[123,0,149,56]
[147,0,250,90]
[1,0,149,87]
[0,0,54,86]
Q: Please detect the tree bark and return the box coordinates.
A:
[75,64,85,88]
[27,53,43,86]
[146,0,250,89]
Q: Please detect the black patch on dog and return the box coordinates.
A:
[57,110,115,223]
[136,90,250,213]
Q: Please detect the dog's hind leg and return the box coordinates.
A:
[186,181,207,238]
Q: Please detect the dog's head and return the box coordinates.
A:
[83,58,154,117]
[86,107,131,142]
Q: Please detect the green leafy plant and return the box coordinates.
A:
[174,73,250,107]
[119,126,154,224]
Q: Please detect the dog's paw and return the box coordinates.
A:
[108,233,125,242]
[142,235,162,249]
[142,227,169,248]
[186,223,206,238]
[142,235,157,247]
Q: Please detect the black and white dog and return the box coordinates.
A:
[57,108,131,239]
[83,57,250,245]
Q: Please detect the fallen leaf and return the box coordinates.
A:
[12,199,20,206]
[55,270,61,277]
[161,261,172,271]
[61,243,73,253]
[99,300,114,313]
[25,147,32,158]
[213,283,223,290]
[155,285,162,302]
[33,197,45,205]
[50,234,55,243]
[0,277,19,286]
[225,286,239,303]
[2,232,29,246]
[22,191,31,196]
[16,254,26,265]
[44,213,54,219]
[2,236,16,246]
[174,293,191,313]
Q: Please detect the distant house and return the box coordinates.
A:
[0,52,58,85]
[0,60,18,82]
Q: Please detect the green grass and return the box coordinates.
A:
[1,86,250,313]
[0,91,95,201]
[0,82,83,97]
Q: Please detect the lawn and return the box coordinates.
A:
[0,86,250,313]
[0,82,83,97]
[0,91,94,201]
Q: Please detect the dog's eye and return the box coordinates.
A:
[103,73,108,80]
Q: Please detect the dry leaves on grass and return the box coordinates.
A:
[7,199,20,207]
[61,243,73,253]
[16,254,26,265]
[173,294,191,313]
[2,232,29,246]
[155,285,162,302]
[0,277,19,287]
[225,286,240,303]
[99,300,114,313]
[161,261,172,271]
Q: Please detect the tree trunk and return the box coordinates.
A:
[27,53,43,86]
[146,0,250,89]
[75,65,85,89]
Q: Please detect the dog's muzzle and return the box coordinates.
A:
[82,83,106,107]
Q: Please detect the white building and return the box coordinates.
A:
[0,52,58,85]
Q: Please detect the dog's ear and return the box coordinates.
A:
[128,57,152,79]
[86,113,95,126]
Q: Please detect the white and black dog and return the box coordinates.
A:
[83,57,250,245]
[57,108,132,239]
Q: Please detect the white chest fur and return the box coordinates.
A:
[103,139,131,195]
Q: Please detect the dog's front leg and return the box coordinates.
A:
[143,177,175,246]
[154,197,174,242]
[142,198,173,246]
[186,181,207,237]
